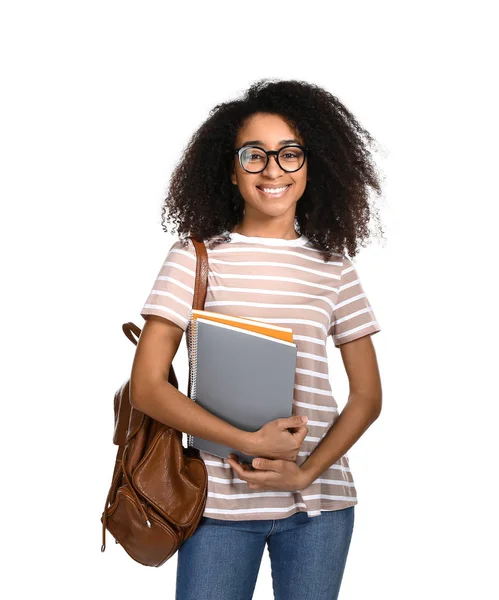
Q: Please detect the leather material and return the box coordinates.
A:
[101,237,209,567]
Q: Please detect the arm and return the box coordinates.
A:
[130,315,256,455]
[299,334,382,486]
[226,334,382,491]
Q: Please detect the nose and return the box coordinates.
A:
[262,153,284,178]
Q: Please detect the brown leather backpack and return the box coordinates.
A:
[101,238,209,567]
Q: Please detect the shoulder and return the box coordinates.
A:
[167,236,196,256]
[340,254,356,274]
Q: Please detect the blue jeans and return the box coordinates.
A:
[176,506,355,600]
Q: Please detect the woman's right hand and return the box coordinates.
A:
[246,415,309,461]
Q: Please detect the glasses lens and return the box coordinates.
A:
[240,147,267,173]
[278,146,305,172]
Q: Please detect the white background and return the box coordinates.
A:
[2,1,498,598]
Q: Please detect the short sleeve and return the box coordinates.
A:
[329,255,381,347]
[140,238,196,331]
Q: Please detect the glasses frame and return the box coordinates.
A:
[234,144,309,174]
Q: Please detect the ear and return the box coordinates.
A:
[231,165,237,186]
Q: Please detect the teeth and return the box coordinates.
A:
[260,185,289,194]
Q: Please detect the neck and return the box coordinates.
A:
[232,222,300,241]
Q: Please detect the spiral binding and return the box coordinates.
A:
[186,318,199,448]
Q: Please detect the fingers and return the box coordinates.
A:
[227,454,254,471]
[280,415,308,429]
[252,458,281,471]
[292,424,309,441]
[227,455,281,479]
[227,455,258,482]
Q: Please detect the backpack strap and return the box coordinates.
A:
[186,238,208,399]
[190,237,209,311]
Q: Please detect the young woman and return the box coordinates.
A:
[131,79,384,600]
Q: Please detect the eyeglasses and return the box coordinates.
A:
[234,144,308,174]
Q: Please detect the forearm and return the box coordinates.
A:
[299,392,381,486]
[132,379,255,454]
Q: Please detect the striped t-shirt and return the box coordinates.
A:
[140,230,381,521]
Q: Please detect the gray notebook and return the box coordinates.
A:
[187,318,297,463]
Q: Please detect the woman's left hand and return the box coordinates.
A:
[226,454,309,492]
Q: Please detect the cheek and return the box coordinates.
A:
[294,172,308,193]
[236,177,257,202]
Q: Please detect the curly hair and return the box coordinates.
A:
[161,78,385,262]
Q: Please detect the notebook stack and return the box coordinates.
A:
[186,310,297,463]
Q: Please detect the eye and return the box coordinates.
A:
[241,148,266,163]
[280,148,304,161]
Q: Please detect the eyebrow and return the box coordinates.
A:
[240,139,301,147]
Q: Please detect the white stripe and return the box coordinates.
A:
[204,300,330,320]
[334,321,379,340]
[169,248,197,262]
[208,491,294,500]
[293,334,326,347]
[256,317,327,336]
[202,460,231,468]
[297,351,328,363]
[303,246,343,257]
[150,289,191,309]
[333,306,373,325]
[203,503,308,515]
[329,463,352,473]
[341,264,356,276]
[157,275,194,293]
[208,271,340,289]
[334,292,367,310]
[295,367,329,380]
[304,435,322,443]
[302,494,358,501]
[162,260,196,277]
[293,461,351,472]
[207,285,336,310]
[293,400,338,412]
[308,478,356,487]
[209,258,341,281]
[295,384,333,396]
[141,304,188,325]
[339,278,360,293]
[208,476,247,485]
[306,420,331,427]
[208,245,342,267]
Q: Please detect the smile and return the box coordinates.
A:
[256,184,291,198]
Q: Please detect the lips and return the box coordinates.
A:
[256,184,292,198]
[256,184,291,191]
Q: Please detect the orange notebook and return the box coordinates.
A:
[189,309,294,343]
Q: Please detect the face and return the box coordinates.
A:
[231,113,308,222]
